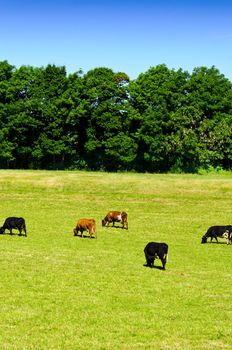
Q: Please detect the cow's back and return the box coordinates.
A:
[207,225,232,236]
[108,211,120,219]
[144,242,168,259]
[4,217,24,227]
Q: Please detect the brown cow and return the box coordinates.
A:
[102,211,128,230]
[73,218,97,238]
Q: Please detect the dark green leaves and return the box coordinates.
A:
[0,61,231,172]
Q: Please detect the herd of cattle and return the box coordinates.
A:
[0,213,232,270]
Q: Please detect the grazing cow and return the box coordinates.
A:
[73,218,97,238]
[0,217,27,236]
[144,242,168,270]
[201,225,232,244]
[102,211,128,230]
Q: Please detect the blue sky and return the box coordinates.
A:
[1,0,232,80]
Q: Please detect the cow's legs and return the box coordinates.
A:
[161,258,166,270]
[146,256,154,267]
[122,221,128,230]
[229,233,232,244]
[210,235,218,243]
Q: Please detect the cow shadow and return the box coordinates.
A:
[143,264,165,270]
[0,231,26,237]
[73,234,96,239]
[103,226,127,230]
[207,241,227,244]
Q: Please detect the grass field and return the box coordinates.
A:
[0,170,231,350]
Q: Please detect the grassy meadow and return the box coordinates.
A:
[0,170,231,350]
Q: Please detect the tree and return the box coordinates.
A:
[186,66,232,170]
[129,64,190,172]
[28,64,70,168]
[75,67,136,170]
[1,60,232,172]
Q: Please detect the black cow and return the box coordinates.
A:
[201,225,232,244]
[0,217,27,236]
[144,242,168,270]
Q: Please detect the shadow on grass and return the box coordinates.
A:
[143,264,165,270]
[206,241,228,244]
[0,232,26,237]
[73,234,96,239]
[102,226,127,230]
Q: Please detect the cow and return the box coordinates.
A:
[102,211,128,230]
[73,218,97,238]
[0,217,27,236]
[144,242,168,270]
[201,225,232,244]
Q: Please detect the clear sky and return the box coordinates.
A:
[1,0,232,81]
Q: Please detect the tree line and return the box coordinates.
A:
[0,60,232,172]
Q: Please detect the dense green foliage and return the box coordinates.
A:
[0,60,232,172]
[0,170,232,349]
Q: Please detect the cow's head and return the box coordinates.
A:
[201,235,207,244]
[102,219,106,227]
[0,227,4,234]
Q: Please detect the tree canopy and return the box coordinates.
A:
[0,60,231,172]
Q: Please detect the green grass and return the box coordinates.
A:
[0,170,231,349]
